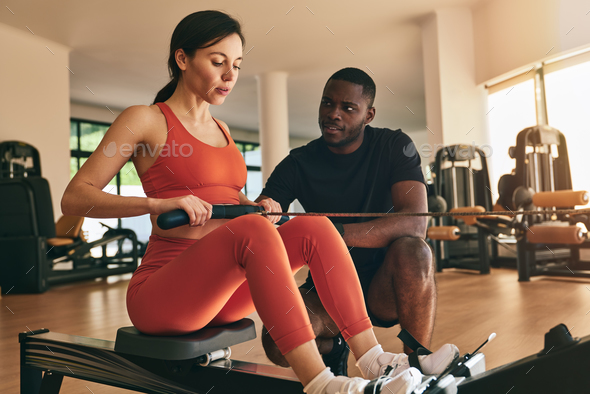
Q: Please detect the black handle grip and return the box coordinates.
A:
[157,205,287,230]
[277,216,290,225]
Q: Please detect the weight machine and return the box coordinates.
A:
[496,125,590,281]
[0,141,140,293]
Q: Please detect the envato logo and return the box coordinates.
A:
[103,141,193,158]
[402,141,493,159]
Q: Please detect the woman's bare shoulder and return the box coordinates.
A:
[215,118,231,135]
[118,104,163,124]
[112,104,166,136]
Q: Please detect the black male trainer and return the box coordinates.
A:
[256,68,457,376]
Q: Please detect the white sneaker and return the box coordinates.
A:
[418,344,459,375]
[326,367,423,394]
[361,344,459,380]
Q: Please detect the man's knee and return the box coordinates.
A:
[261,325,290,367]
[386,237,434,279]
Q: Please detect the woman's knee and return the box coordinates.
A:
[229,214,277,236]
[287,215,336,234]
[229,214,289,266]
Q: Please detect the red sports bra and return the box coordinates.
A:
[140,102,247,204]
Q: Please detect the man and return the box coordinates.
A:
[256,68,441,376]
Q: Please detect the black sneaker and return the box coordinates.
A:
[322,333,350,376]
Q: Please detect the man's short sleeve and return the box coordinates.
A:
[260,155,298,212]
[388,131,426,187]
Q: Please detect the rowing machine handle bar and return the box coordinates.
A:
[157,205,289,230]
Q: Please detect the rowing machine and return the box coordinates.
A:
[20,322,590,394]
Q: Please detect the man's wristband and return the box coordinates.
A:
[334,222,345,237]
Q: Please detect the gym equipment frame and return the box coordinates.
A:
[496,125,590,281]
[427,145,495,274]
[0,177,139,293]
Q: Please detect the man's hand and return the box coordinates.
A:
[256,198,283,224]
[239,192,282,224]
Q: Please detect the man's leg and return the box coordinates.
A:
[262,288,339,367]
[366,236,436,353]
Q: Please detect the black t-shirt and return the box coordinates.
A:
[261,125,425,273]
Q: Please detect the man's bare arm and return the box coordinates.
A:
[341,180,428,248]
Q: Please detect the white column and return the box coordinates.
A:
[421,9,490,150]
[256,72,290,183]
[421,13,444,149]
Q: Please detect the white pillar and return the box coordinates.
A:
[256,72,290,183]
[422,13,444,149]
[421,9,490,150]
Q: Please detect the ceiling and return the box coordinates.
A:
[1,0,484,139]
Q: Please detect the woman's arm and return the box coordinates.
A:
[62,105,212,226]
[238,191,255,205]
[62,105,155,218]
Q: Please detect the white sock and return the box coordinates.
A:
[303,367,335,394]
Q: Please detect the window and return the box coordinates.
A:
[486,48,590,201]
[486,76,537,197]
[235,142,263,200]
[544,53,590,195]
[70,119,121,243]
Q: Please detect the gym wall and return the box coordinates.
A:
[0,23,70,221]
[473,0,590,84]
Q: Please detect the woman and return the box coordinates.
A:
[62,11,453,394]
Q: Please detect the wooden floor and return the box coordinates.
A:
[2,267,590,393]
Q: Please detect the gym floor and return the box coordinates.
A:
[2,266,590,393]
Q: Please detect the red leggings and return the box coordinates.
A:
[127,215,372,355]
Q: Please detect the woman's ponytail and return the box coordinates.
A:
[153,78,178,105]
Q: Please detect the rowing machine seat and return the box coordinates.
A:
[114,318,256,360]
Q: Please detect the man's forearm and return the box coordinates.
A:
[342,214,428,248]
